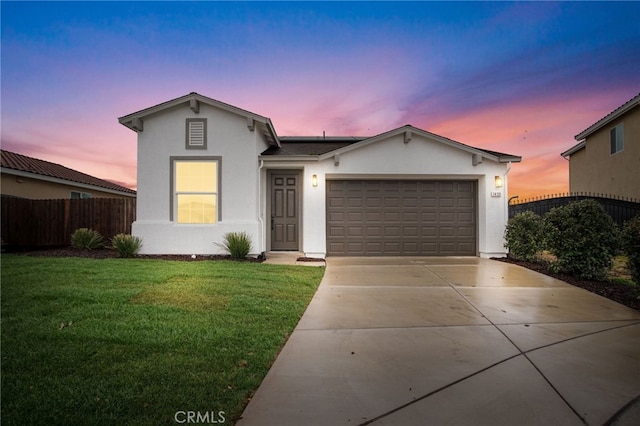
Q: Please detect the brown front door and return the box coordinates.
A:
[270,172,299,250]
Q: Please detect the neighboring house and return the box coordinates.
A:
[561,93,640,200]
[119,92,521,257]
[1,150,136,199]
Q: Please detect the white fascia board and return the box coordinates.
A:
[118,93,279,145]
[326,173,485,180]
[318,125,504,163]
[259,155,319,163]
[1,168,136,197]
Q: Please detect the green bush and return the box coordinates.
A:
[218,232,252,259]
[622,214,640,284]
[543,199,620,280]
[504,211,544,261]
[111,234,142,258]
[71,228,105,250]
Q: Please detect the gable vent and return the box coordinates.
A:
[186,118,207,149]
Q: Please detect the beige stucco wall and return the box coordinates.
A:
[1,172,134,199]
[569,106,640,199]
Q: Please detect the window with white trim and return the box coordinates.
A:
[186,118,207,149]
[173,159,219,224]
[610,123,624,155]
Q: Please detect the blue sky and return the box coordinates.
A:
[2,1,639,197]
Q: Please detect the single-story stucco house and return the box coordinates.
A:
[119,92,520,258]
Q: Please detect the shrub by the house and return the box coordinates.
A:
[71,228,105,250]
[111,234,142,258]
[623,214,640,284]
[504,211,543,261]
[543,199,620,280]
[218,232,252,259]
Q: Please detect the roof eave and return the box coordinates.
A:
[118,92,280,146]
[259,155,319,162]
[574,94,640,141]
[497,155,522,163]
[561,141,586,158]
[317,125,519,163]
[1,167,136,197]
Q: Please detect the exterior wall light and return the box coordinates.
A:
[494,176,504,188]
[312,174,318,187]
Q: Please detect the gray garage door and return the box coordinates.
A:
[326,180,477,256]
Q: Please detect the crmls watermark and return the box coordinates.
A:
[174,410,226,424]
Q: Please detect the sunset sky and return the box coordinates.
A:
[2,1,639,199]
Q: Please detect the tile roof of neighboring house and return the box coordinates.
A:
[1,150,136,196]
[574,92,640,141]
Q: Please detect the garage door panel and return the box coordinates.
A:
[458,226,474,237]
[422,227,436,237]
[385,197,400,207]
[347,212,363,221]
[366,227,382,237]
[385,212,401,221]
[328,226,344,237]
[347,197,363,207]
[458,212,474,223]
[328,197,344,207]
[366,212,383,221]
[366,197,382,207]
[439,212,455,222]
[440,198,455,208]
[403,227,419,237]
[422,198,437,208]
[384,226,401,237]
[403,212,418,221]
[458,198,473,208]
[326,180,476,256]
[347,226,363,236]
[328,211,344,221]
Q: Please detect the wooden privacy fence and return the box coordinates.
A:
[509,193,640,227]
[1,196,136,249]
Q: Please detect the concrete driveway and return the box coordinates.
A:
[237,257,640,426]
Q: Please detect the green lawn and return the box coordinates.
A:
[1,255,324,425]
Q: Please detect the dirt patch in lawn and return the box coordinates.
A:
[495,257,640,312]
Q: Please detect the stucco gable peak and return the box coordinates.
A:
[317,125,520,163]
[118,92,280,146]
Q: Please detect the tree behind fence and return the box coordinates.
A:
[509,193,640,226]
[2,196,136,249]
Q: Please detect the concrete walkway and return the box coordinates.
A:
[237,257,640,426]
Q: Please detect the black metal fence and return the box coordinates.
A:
[509,193,640,226]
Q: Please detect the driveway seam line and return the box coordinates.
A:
[357,354,523,426]
[427,265,589,425]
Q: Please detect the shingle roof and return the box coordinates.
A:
[1,150,136,195]
[262,129,520,162]
[262,137,366,156]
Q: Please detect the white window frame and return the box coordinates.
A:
[170,156,222,224]
[610,123,624,155]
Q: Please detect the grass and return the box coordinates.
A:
[1,255,324,425]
